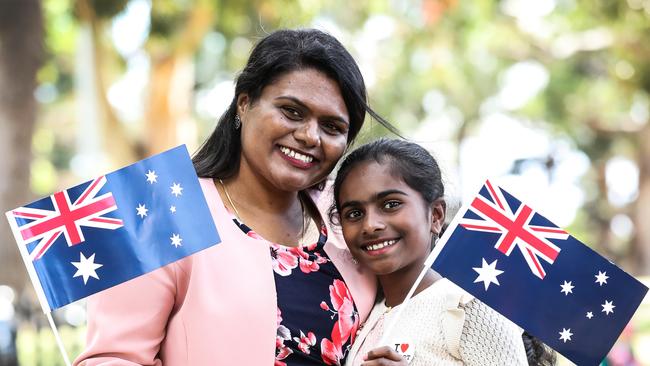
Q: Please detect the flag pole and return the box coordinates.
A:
[46,312,72,366]
[6,210,71,365]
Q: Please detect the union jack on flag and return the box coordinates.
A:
[459,180,568,279]
[5,145,220,312]
[430,179,648,365]
[12,176,123,261]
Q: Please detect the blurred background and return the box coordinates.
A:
[1,0,649,364]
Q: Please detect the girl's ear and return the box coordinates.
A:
[430,198,446,237]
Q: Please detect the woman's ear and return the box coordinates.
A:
[430,198,446,237]
[236,93,250,118]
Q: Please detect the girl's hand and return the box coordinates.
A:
[361,346,408,365]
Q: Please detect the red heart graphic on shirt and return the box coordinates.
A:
[400,343,409,353]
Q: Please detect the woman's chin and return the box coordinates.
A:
[272,173,323,192]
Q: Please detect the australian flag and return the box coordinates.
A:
[430,179,648,366]
[5,145,220,312]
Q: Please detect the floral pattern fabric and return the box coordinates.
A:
[232,218,359,366]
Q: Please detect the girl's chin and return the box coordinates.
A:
[356,259,399,276]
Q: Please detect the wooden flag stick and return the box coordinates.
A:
[46,312,72,366]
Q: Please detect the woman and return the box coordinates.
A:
[74,29,396,365]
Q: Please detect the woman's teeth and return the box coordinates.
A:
[364,239,397,251]
[280,146,313,163]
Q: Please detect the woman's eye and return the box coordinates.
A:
[281,106,302,120]
[322,121,343,134]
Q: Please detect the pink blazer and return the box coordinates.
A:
[74,178,376,366]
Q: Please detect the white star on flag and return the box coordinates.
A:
[560,280,574,295]
[595,270,609,286]
[170,233,183,248]
[601,300,615,315]
[145,170,158,184]
[170,205,176,213]
[72,252,103,284]
[559,328,573,343]
[473,258,504,291]
[171,183,183,197]
[586,312,594,319]
[136,203,148,218]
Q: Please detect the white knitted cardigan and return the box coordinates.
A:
[345,278,528,366]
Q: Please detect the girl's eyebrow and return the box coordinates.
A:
[376,189,407,199]
[339,189,407,211]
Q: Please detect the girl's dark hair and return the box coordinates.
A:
[522,332,556,366]
[193,28,399,181]
[331,138,444,221]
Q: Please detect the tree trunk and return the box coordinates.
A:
[632,123,650,275]
[75,0,137,172]
[0,1,43,292]
[145,1,214,156]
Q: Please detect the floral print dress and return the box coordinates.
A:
[231,216,360,366]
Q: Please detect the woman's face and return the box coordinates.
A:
[237,68,350,192]
[338,160,445,275]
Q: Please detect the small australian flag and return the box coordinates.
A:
[6,145,220,312]
[430,179,648,365]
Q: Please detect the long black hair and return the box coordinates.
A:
[193,29,399,181]
[523,331,557,366]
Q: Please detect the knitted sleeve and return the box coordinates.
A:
[458,299,528,366]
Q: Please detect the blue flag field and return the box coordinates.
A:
[430,179,648,365]
[5,145,220,312]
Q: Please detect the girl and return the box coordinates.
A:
[332,138,545,365]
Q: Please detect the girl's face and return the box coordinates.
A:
[338,160,445,275]
[237,68,350,192]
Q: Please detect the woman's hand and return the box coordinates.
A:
[361,346,409,365]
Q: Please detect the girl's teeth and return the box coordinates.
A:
[365,239,396,251]
[280,147,313,163]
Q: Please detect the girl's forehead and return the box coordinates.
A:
[340,160,409,196]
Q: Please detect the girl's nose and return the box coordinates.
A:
[362,210,386,235]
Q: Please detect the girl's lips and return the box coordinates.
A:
[362,239,400,257]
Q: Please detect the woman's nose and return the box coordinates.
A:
[294,120,321,148]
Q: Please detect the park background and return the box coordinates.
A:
[1,0,649,364]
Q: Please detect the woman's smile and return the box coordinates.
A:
[278,144,317,168]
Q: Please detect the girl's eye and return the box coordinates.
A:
[281,106,302,120]
[383,200,401,210]
[343,209,363,221]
